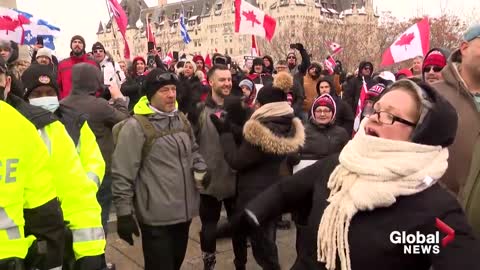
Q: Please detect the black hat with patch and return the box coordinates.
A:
[21,64,59,99]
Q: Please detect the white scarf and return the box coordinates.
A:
[250,101,294,120]
[317,120,449,270]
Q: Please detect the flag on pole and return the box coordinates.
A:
[325,41,343,55]
[381,17,430,66]
[204,53,212,68]
[180,11,191,44]
[234,0,276,41]
[146,14,156,48]
[107,0,130,59]
[251,35,260,56]
[352,77,368,137]
[324,55,336,75]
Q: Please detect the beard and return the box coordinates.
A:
[72,47,83,56]
[214,86,229,98]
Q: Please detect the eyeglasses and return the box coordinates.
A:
[315,108,332,115]
[423,66,442,73]
[364,110,416,127]
[287,56,296,59]
[93,49,104,54]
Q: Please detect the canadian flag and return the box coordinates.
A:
[107,0,130,59]
[251,35,261,56]
[324,55,336,75]
[235,0,276,41]
[381,17,430,66]
[0,7,30,44]
[352,77,368,137]
[326,41,343,55]
[204,53,212,68]
[146,15,156,48]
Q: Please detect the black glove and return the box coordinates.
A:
[74,255,106,270]
[117,215,139,246]
[209,114,231,134]
[295,43,305,51]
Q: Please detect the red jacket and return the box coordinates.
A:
[57,54,98,99]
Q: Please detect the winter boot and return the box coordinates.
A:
[203,252,216,270]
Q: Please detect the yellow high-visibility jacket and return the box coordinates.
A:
[76,121,105,189]
[0,101,62,262]
[39,120,106,260]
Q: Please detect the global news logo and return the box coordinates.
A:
[389,218,455,254]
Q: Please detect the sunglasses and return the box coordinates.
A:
[154,72,178,82]
[363,66,372,70]
[287,56,296,59]
[423,66,442,73]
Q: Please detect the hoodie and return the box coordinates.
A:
[342,61,375,115]
[57,52,98,99]
[61,63,129,172]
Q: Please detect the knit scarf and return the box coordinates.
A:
[317,120,449,270]
[250,101,294,120]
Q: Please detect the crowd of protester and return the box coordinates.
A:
[0,23,480,270]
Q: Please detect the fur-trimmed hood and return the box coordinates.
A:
[243,117,305,155]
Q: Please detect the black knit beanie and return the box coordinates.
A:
[382,80,458,147]
[144,69,178,101]
[92,42,105,52]
[256,85,287,105]
[21,64,59,99]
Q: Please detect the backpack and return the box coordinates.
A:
[113,112,193,159]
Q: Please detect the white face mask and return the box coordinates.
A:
[29,96,59,113]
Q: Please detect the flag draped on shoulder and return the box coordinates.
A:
[107,0,130,59]
[352,77,368,137]
[381,17,430,66]
[180,11,191,44]
[234,0,276,41]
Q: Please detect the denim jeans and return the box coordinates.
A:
[97,174,112,235]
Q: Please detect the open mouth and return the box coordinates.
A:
[365,127,379,137]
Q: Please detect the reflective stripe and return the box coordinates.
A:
[48,266,63,270]
[38,128,52,155]
[76,139,81,154]
[0,207,20,239]
[86,171,101,188]
[72,227,105,243]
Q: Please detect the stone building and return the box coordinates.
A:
[97,0,377,62]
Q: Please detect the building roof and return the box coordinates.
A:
[96,21,104,34]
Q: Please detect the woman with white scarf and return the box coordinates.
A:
[222,79,479,270]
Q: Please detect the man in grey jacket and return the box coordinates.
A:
[61,63,129,233]
[111,69,207,270]
[191,65,240,270]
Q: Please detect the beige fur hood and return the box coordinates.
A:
[243,117,305,155]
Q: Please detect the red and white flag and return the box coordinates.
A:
[234,0,276,41]
[107,0,130,59]
[326,41,343,55]
[324,55,336,75]
[0,7,30,44]
[146,15,156,48]
[204,53,212,68]
[381,17,430,66]
[251,35,261,56]
[352,77,368,137]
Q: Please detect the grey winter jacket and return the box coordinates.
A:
[196,96,236,200]
[111,108,206,226]
[61,63,129,173]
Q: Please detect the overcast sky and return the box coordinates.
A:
[16,0,480,59]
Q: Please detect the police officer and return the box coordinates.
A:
[21,64,105,190]
[4,63,106,269]
[0,58,64,270]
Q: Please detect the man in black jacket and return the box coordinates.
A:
[342,61,375,114]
